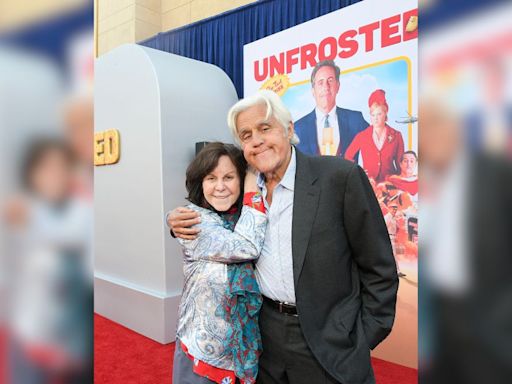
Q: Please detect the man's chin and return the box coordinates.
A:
[319,100,335,110]
[249,158,270,172]
[254,165,276,175]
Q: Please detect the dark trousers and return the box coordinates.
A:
[257,299,340,384]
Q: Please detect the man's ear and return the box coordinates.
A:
[288,122,295,140]
[334,80,341,95]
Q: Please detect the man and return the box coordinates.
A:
[294,60,368,157]
[383,201,407,278]
[168,90,398,383]
[400,151,418,178]
[386,151,418,198]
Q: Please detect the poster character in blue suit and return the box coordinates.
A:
[294,60,368,157]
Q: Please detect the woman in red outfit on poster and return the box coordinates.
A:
[344,89,404,182]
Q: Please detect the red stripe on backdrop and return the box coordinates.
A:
[94,314,417,383]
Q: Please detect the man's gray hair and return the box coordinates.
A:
[227,90,300,146]
[310,60,340,86]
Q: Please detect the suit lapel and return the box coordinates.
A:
[306,111,320,155]
[292,150,320,288]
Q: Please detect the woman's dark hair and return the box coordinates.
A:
[21,137,75,191]
[186,142,247,209]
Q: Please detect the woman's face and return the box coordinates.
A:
[30,149,72,203]
[202,155,241,212]
[370,104,387,128]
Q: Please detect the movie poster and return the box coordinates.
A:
[244,0,418,279]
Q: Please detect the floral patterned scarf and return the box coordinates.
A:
[215,206,263,384]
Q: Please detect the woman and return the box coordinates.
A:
[172,142,267,384]
[344,89,404,182]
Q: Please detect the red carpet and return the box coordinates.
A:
[94,314,417,383]
[371,356,417,384]
[94,314,174,383]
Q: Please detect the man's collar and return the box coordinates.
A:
[256,146,296,191]
[280,146,296,190]
[256,171,265,189]
[315,105,337,121]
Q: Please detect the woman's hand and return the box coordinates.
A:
[3,196,28,229]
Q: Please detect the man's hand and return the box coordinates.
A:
[167,207,201,240]
[244,166,259,193]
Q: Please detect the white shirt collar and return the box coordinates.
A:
[315,105,337,122]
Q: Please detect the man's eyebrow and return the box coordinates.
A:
[238,120,270,133]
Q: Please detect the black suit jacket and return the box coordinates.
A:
[292,149,398,383]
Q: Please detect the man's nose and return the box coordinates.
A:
[249,131,264,146]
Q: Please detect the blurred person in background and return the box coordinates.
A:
[3,138,92,384]
[0,2,94,382]
[419,95,512,383]
[420,1,512,382]
[467,56,512,155]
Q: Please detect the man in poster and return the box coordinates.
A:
[294,60,368,157]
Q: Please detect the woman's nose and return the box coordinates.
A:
[214,180,226,190]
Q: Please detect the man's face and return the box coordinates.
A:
[389,204,399,217]
[400,154,417,177]
[236,103,293,176]
[312,66,340,113]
